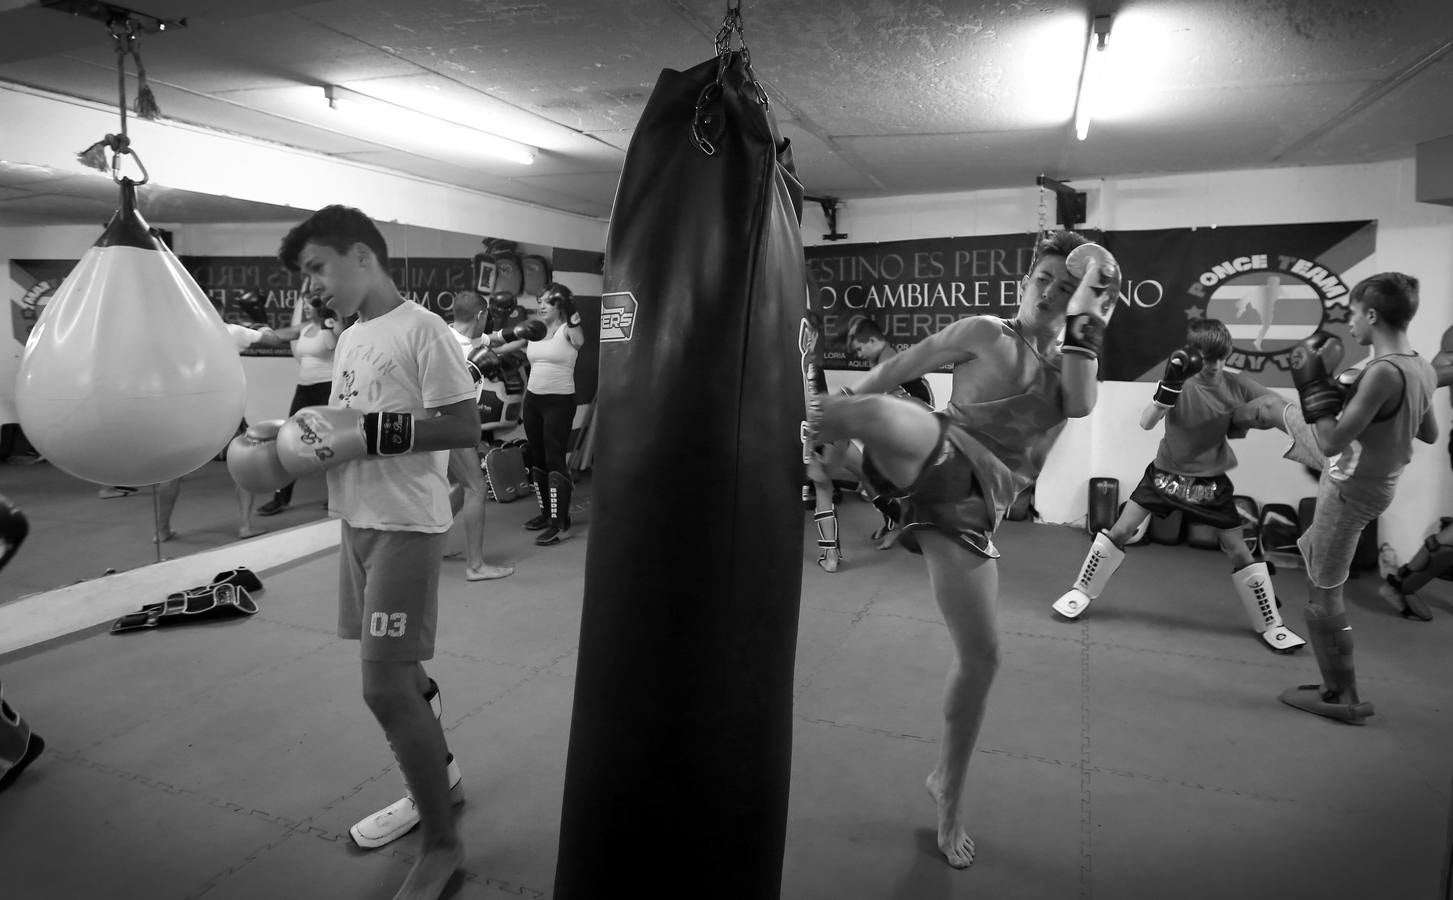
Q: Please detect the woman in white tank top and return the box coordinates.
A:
[522,284,585,545]
[257,298,342,516]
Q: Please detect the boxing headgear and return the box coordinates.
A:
[539,282,574,306]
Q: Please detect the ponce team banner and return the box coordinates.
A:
[807,220,1376,387]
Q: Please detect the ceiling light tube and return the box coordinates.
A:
[324,85,537,166]
[1073,15,1113,142]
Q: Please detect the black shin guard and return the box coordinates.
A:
[548,471,572,531]
[866,491,901,542]
[1305,612,1359,702]
[524,467,550,530]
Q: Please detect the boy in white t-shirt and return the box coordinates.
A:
[273,205,480,899]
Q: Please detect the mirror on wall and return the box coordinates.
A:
[0,202,558,604]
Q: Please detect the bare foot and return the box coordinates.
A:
[817,550,840,573]
[466,563,515,582]
[925,771,976,869]
[392,840,463,900]
[152,529,176,544]
[237,526,266,539]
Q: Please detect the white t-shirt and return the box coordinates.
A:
[526,323,579,396]
[326,301,477,532]
[449,326,473,358]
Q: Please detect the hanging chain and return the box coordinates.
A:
[713,2,743,57]
[691,2,768,155]
[1036,179,1049,238]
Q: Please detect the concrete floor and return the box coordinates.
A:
[0,471,1450,899]
[0,458,331,607]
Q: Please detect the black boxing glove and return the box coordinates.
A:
[1152,348,1205,408]
[490,319,547,346]
[1290,332,1346,423]
[469,346,504,382]
[0,492,30,574]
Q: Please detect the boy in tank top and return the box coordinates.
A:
[807,231,1114,868]
[1282,272,1438,724]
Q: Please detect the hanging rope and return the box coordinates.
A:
[75,14,161,183]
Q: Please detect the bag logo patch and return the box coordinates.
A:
[600,292,638,342]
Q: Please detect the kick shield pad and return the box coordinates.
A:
[554,49,807,899]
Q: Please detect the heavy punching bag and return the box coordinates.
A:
[553,31,808,900]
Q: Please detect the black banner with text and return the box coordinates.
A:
[11,257,478,357]
[806,221,1376,387]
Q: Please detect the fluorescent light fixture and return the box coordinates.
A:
[324,85,537,165]
[1011,12,1090,126]
[1073,15,1113,141]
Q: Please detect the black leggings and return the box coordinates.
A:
[522,390,576,475]
[274,381,334,503]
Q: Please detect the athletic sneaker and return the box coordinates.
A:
[535,524,571,546]
[97,486,139,499]
[256,498,288,517]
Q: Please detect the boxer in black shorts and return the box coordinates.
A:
[1051,318,1306,653]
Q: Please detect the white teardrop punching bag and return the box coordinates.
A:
[16,180,246,486]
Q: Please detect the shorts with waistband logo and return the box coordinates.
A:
[1128,462,1240,530]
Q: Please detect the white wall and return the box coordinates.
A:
[0,86,607,251]
[804,159,1453,559]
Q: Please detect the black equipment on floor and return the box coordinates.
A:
[1087,477,1118,535]
[1259,503,1300,554]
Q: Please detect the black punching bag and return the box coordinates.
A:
[553,49,808,899]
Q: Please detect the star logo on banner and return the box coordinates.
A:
[1184,304,1204,320]
[1323,304,1351,325]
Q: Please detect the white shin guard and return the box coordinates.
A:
[348,756,465,849]
[349,679,464,849]
[1053,531,1125,619]
[1233,562,1306,653]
